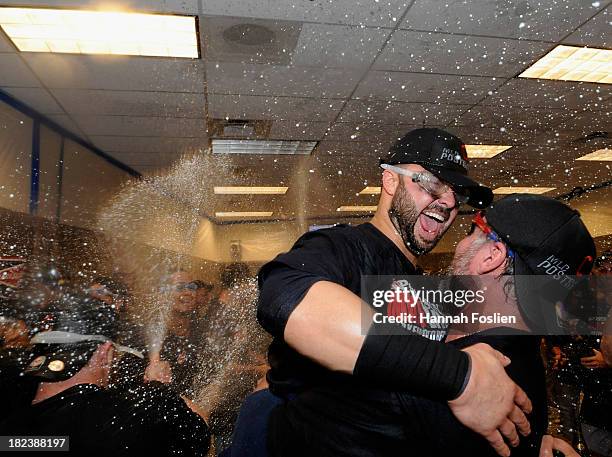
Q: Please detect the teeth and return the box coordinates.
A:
[424,211,445,223]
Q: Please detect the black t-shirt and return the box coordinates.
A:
[0,382,210,457]
[258,223,420,395]
[259,223,424,456]
[395,328,548,457]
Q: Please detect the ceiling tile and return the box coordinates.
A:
[50,89,206,117]
[0,30,15,53]
[107,152,183,168]
[206,61,362,98]
[290,24,389,69]
[23,54,205,92]
[554,109,612,134]
[316,139,393,158]
[0,54,40,87]
[208,93,343,122]
[325,122,425,144]
[355,71,501,104]
[200,0,409,27]
[401,0,607,42]
[202,16,301,66]
[374,30,551,77]
[563,6,610,47]
[339,99,468,125]
[1,87,63,114]
[74,115,208,137]
[89,136,209,153]
[268,120,331,140]
[45,114,86,138]
[481,78,610,109]
[452,104,581,132]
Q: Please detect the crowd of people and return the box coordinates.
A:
[0,128,610,457]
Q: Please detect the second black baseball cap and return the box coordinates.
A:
[485,194,596,333]
[380,128,493,208]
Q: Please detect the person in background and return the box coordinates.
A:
[146,271,200,395]
[0,295,211,457]
[578,251,612,457]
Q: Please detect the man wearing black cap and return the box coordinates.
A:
[393,193,596,456]
[230,128,531,457]
[0,298,211,457]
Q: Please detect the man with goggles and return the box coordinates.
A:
[231,128,538,457]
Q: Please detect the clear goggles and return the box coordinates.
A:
[380,163,470,207]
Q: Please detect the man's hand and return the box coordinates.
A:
[144,357,173,384]
[449,343,532,457]
[580,348,607,369]
[539,435,579,457]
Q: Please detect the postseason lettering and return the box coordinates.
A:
[536,255,576,289]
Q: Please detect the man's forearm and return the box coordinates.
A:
[284,280,367,373]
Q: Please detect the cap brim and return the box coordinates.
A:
[422,165,493,209]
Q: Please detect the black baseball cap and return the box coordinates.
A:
[381,128,493,208]
[24,296,142,381]
[485,194,596,332]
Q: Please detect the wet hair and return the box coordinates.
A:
[192,280,213,292]
[220,263,250,289]
[91,276,129,297]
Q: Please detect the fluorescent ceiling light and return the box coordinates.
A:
[465,145,512,159]
[214,186,288,195]
[519,45,612,84]
[576,148,612,161]
[493,187,556,195]
[212,139,317,155]
[215,211,273,218]
[0,7,199,58]
[358,186,381,195]
[337,205,377,212]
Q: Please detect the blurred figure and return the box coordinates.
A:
[197,262,270,455]
[0,296,210,457]
[146,271,200,395]
[578,252,612,457]
[0,308,37,421]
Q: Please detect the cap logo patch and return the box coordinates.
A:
[536,255,576,289]
[27,355,46,371]
[440,147,468,168]
[48,360,65,372]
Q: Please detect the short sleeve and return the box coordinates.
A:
[257,229,355,337]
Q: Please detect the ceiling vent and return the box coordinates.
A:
[207,118,272,139]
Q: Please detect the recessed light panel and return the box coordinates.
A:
[214,186,288,195]
[336,206,377,212]
[493,187,556,195]
[576,148,612,161]
[212,139,317,155]
[215,211,273,218]
[0,7,199,58]
[358,186,381,195]
[519,45,611,84]
[465,145,512,159]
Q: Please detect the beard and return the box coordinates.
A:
[388,179,450,256]
[448,235,488,275]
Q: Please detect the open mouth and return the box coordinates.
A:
[418,210,448,237]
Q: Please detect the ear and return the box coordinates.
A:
[381,169,399,196]
[90,341,114,369]
[477,241,508,275]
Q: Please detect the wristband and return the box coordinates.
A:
[353,324,470,400]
